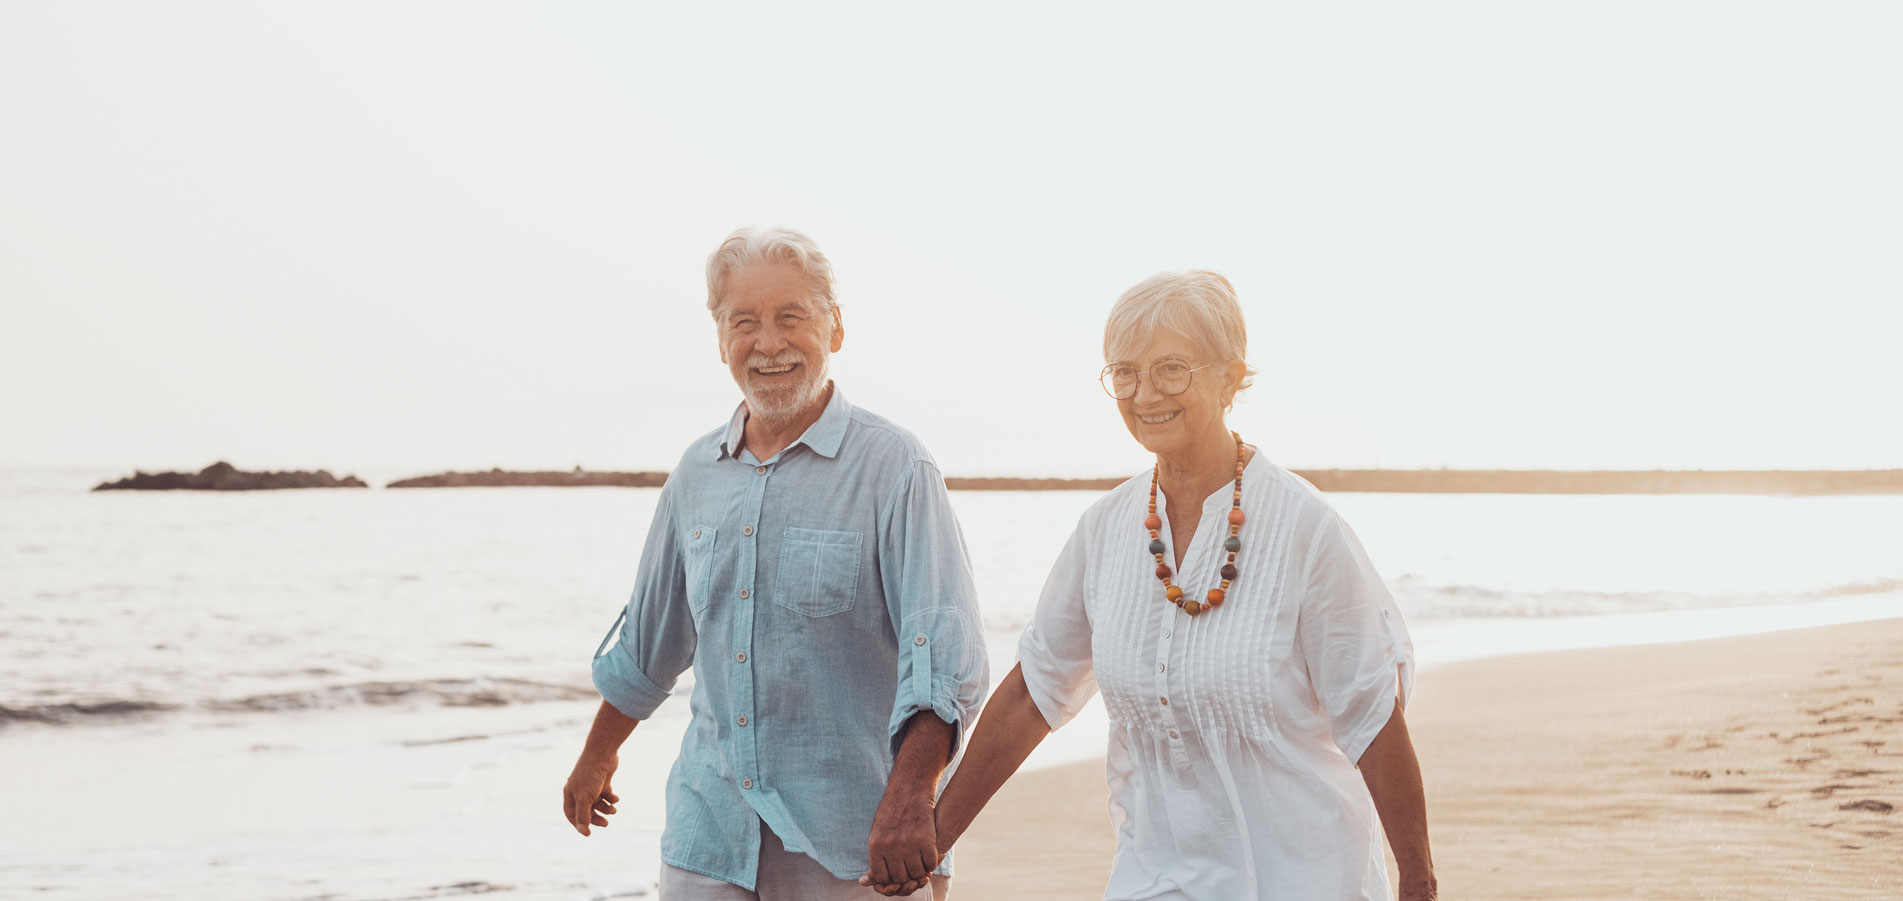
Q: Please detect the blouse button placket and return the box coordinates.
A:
[1154,601,1189,767]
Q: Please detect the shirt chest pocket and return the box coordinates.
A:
[684,525,718,616]
[774,527,862,618]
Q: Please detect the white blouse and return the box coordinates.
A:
[1018,453,1414,900]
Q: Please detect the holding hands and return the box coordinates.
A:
[859,792,938,896]
[859,711,958,897]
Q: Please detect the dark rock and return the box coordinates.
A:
[92,461,369,491]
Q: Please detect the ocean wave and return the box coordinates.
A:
[1394,576,1903,620]
[0,699,180,724]
[0,677,598,727]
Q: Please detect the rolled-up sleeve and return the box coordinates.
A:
[879,460,989,756]
[1296,510,1415,765]
[1017,517,1097,731]
[591,485,699,720]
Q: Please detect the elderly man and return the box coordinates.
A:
[562,226,988,901]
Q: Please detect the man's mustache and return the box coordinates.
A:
[745,351,809,372]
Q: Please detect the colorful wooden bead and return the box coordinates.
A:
[1227,509,1245,525]
[1149,539,1166,555]
[1166,585,1183,602]
[1156,564,1172,579]
[1223,536,1241,553]
[1144,514,1161,531]
[1183,600,1202,616]
[1206,588,1224,604]
[1220,563,1237,580]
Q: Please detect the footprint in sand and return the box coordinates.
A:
[1784,750,1831,768]
[1837,799,1895,814]
[1805,696,1873,716]
[1833,768,1887,779]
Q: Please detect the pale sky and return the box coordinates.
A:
[3,2,1898,477]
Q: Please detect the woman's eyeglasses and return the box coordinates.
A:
[1099,361,1217,399]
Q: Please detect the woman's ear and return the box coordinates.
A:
[1222,359,1248,408]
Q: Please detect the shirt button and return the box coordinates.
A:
[1160,696,1169,706]
[743,525,753,536]
[739,588,750,599]
[736,652,747,663]
[737,716,747,726]
[914,635,927,646]
[1158,664,1166,672]
[693,529,702,539]
[755,466,768,475]
[742,778,753,789]
[1162,629,1171,639]
[1169,730,1180,740]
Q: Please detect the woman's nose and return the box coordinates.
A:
[1132,372,1166,405]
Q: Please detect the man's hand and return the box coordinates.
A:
[862,792,937,896]
[858,711,956,897]
[562,751,619,836]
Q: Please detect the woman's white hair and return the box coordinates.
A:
[1103,269,1258,395]
[705,226,838,316]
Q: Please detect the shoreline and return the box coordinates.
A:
[956,617,1903,900]
[384,467,1903,495]
[36,464,1903,495]
[4,611,1898,899]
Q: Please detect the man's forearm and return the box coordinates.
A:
[886,711,956,798]
[582,699,639,759]
[1359,700,1435,897]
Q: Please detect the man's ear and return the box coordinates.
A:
[829,306,845,353]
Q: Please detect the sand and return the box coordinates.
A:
[951,618,1903,900]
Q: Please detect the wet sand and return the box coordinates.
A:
[953,618,1903,900]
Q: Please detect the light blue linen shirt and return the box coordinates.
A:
[591,385,989,890]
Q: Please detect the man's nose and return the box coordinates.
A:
[753,324,789,355]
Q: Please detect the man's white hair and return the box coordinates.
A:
[1103,269,1258,395]
[705,226,838,316]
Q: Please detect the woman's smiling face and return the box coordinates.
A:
[1113,328,1237,459]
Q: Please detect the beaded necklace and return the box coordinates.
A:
[1146,432,1245,617]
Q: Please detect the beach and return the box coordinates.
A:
[953,618,1903,900]
[5,473,1901,898]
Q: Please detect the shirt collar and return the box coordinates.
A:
[716,382,852,462]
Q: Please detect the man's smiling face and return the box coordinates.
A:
[716,261,844,423]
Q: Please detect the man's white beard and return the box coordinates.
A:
[740,349,831,426]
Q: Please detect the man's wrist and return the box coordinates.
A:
[880,770,940,804]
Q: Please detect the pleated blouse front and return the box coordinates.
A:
[1018,454,1414,900]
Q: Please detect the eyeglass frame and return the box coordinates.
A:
[1098,361,1222,399]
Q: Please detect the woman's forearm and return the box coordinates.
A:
[1358,700,1436,899]
[935,663,1052,848]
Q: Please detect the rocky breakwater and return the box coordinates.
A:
[386,467,669,488]
[93,461,369,491]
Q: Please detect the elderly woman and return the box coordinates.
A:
[881,271,1435,899]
